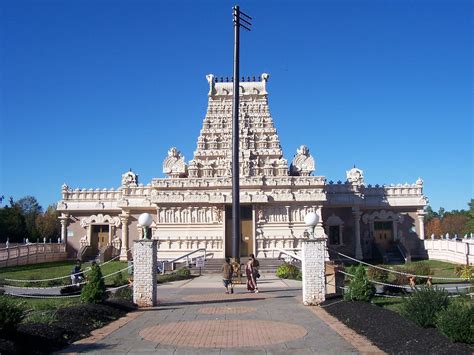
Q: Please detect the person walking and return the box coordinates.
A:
[221,257,234,294]
[245,255,259,293]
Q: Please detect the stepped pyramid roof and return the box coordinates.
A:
[162,73,315,179]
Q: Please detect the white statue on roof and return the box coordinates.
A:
[346,166,364,186]
[163,147,188,178]
[290,145,315,176]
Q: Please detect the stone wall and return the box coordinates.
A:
[423,239,473,265]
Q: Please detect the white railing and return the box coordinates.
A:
[423,238,474,265]
[0,243,67,267]
[269,247,302,262]
[162,248,210,272]
[63,188,123,200]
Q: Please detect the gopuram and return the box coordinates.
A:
[57,73,428,262]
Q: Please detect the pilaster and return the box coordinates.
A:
[59,214,69,244]
[352,207,363,259]
[417,209,426,240]
[119,212,129,261]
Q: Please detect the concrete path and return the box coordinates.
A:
[60,274,367,354]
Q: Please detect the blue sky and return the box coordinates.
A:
[1,0,472,211]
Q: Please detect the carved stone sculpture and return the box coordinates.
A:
[121,169,138,187]
[163,147,188,178]
[290,145,315,176]
[346,167,364,186]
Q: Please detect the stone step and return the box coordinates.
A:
[173,258,286,274]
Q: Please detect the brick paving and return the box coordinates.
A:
[61,274,377,354]
[140,320,307,348]
[198,306,256,314]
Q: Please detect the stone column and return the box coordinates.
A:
[417,209,426,240]
[393,220,398,242]
[352,208,363,259]
[133,239,157,307]
[119,213,129,261]
[59,214,69,244]
[302,238,326,305]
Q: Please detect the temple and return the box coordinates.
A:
[57,73,428,262]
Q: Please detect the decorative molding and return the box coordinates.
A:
[362,210,404,224]
[80,214,121,228]
[325,214,344,226]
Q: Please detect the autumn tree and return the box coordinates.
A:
[35,205,61,242]
[425,218,443,238]
[442,214,469,236]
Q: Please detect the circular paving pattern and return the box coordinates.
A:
[182,292,271,303]
[198,306,256,314]
[139,320,307,348]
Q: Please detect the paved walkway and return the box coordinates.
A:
[60,275,373,354]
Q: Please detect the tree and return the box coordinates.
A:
[437,207,446,221]
[0,204,27,243]
[81,263,108,304]
[465,199,474,234]
[344,264,375,302]
[424,205,438,222]
[425,218,443,238]
[442,214,469,236]
[15,196,42,241]
[35,205,61,242]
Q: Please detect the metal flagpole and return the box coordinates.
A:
[231,5,251,263]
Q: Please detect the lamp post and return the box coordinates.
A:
[304,211,319,239]
[138,213,153,240]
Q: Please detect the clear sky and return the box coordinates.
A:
[1,0,472,212]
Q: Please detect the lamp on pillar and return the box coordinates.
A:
[138,213,153,240]
[304,212,319,239]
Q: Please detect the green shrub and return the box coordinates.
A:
[344,265,375,302]
[436,301,474,343]
[176,268,191,277]
[455,265,473,281]
[296,271,302,281]
[400,286,449,328]
[412,262,433,283]
[393,266,416,285]
[367,266,389,283]
[81,263,108,304]
[112,272,128,287]
[276,262,299,279]
[393,263,433,285]
[23,310,57,325]
[112,286,133,302]
[0,297,25,334]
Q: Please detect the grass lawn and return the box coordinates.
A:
[372,296,404,314]
[358,259,462,282]
[0,260,130,286]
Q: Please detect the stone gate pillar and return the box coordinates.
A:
[302,237,326,305]
[133,239,157,307]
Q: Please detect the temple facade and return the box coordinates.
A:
[57,73,428,262]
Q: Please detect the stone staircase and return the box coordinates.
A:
[385,245,405,264]
[176,258,287,274]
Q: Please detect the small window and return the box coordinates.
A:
[329,225,340,245]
